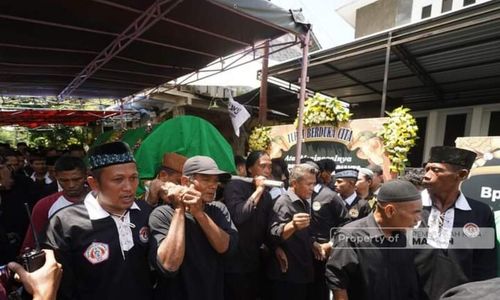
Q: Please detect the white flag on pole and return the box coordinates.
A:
[228,94,250,137]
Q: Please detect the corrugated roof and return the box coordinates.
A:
[268,1,500,112]
[0,0,309,99]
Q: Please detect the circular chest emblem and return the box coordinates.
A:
[312,201,322,211]
[139,226,150,243]
[84,242,109,265]
[349,208,359,218]
[463,222,480,238]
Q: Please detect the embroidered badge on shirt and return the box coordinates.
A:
[139,226,150,243]
[84,242,109,264]
[349,208,359,218]
[312,201,322,211]
[463,222,480,238]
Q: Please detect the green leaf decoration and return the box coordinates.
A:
[295,93,352,127]
[248,125,272,152]
[378,106,419,174]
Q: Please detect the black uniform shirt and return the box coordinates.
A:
[420,190,497,281]
[415,190,498,299]
[343,192,371,222]
[326,214,421,300]
[223,179,273,273]
[310,184,349,243]
[149,201,238,300]
[268,189,314,284]
[43,192,153,300]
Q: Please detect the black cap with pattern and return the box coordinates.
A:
[87,141,135,170]
[428,146,477,170]
[335,168,358,180]
[377,179,421,203]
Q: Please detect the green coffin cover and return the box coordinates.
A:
[121,125,157,152]
[135,115,236,179]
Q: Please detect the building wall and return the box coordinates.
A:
[353,0,490,37]
[411,103,500,163]
[411,0,490,22]
[356,0,401,38]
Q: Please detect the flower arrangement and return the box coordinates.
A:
[110,129,126,142]
[132,138,142,151]
[296,93,352,127]
[248,125,271,152]
[378,106,418,174]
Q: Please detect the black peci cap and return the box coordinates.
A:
[377,179,421,203]
[428,146,477,170]
[87,141,135,170]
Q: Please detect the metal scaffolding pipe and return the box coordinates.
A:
[58,0,184,100]
[259,40,270,123]
[295,30,311,165]
[380,32,392,117]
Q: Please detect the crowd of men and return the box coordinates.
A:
[0,140,498,300]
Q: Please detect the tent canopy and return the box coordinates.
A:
[0,109,121,128]
[268,1,500,112]
[135,115,235,179]
[0,0,309,99]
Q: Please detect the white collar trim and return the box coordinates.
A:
[84,192,140,220]
[344,192,357,206]
[30,172,53,184]
[421,189,471,211]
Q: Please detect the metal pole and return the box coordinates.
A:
[258,40,270,123]
[295,30,310,165]
[119,99,125,130]
[380,32,392,117]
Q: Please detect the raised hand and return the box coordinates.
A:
[292,212,310,230]
[182,184,203,216]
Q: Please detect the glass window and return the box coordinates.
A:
[442,0,453,13]
[464,0,476,7]
[422,5,432,19]
[488,111,500,136]
[408,117,427,167]
[443,114,467,146]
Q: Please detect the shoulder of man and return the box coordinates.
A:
[320,186,344,201]
[223,179,254,200]
[225,179,252,189]
[465,197,493,213]
[134,199,152,214]
[206,201,238,236]
[463,197,495,223]
[206,200,231,214]
[49,201,86,220]
[149,204,175,220]
[272,192,293,208]
[42,202,88,248]
[33,191,65,215]
[339,215,372,233]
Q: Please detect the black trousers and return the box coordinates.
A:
[311,258,329,300]
[224,271,261,300]
[270,280,314,300]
